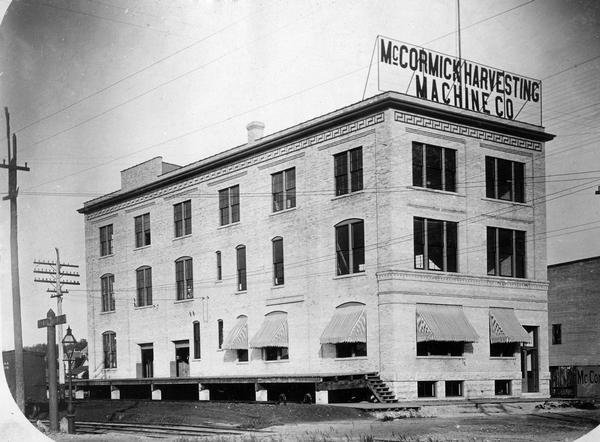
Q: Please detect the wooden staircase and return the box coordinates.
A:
[365,373,398,403]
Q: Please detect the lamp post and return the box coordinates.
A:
[61,326,77,434]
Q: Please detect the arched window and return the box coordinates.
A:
[236,245,246,291]
[249,311,288,361]
[100,273,115,312]
[272,237,284,286]
[136,266,152,307]
[175,257,193,300]
[335,219,365,275]
[102,331,117,369]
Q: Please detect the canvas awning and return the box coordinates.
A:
[320,305,366,344]
[249,313,288,348]
[222,316,248,350]
[416,304,479,342]
[489,308,531,344]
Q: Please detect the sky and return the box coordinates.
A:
[0,0,599,349]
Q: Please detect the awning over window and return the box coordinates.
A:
[489,308,531,344]
[320,305,367,344]
[416,304,479,342]
[222,316,248,350]
[249,313,288,348]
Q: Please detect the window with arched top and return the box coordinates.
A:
[175,257,193,300]
[321,302,367,358]
[250,311,289,361]
[335,219,365,275]
[100,273,115,312]
[102,331,117,369]
[272,237,284,286]
[236,245,247,291]
[136,266,152,307]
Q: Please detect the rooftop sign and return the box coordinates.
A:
[377,36,542,125]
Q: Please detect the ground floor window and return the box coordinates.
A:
[490,342,519,357]
[335,342,367,358]
[417,341,464,356]
[237,349,248,362]
[445,380,463,397]
[417,381,436,398]
[264,347,288,361]
[495,380,511,395]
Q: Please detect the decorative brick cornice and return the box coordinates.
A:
[377,269,548,291]
[86,112,385,220]
[395,111,542,152]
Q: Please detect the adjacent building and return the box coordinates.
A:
[76,91,554,403]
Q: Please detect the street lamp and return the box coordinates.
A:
[61,326,77,434]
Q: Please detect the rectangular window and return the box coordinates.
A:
[134,213,151,248]
[412,142,456,192]
[216,251,222,281]
[218,319,223,350]
[136,267,152,307]
[486,157,525,203]
[417,381,436,398]
[99,224,113,256]
[495,380,511,396]
[193,321,201,359]
[552,324,562,345]
[417,341,464,356]
[174,200,192,237]
[102,332,117,369]
[487,227,526,278]
[175,258,193,300]
[237,349,249,362]
[264,347,289,361]
[272,168,296,212]
[100,274,115,312]
[273,238,284,285]
[414,218,458,272]
[236,246,247,291]
[335,342,367,358]
[334,147,363,196]
[490,342,518,357]
[219,185,240,226]
[445,381,463,397]
[336,220,365,275]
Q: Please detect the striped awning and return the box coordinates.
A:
[222,316,248,350]
[416,304,479,342]
[249,313,288,348]
[489,308,531,344]
[320,305,367,344]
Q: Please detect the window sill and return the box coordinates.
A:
[263,359,290,364]
[481,197,530,207]
[174,298,194,304]
[215,280,223,284]
[331,190,365,201]
[103,368,117,372]
[416,356,465,359]
[99,254,114,260]
[270,207,297,216]
[100,310,116,315]
[407,186,464,197]
[333,272,366,280]
[191,358,201,362]
[486,274,527,280]
[235,290,247,295]
[173,234,192,242]
[134,244,151,251]
[413,268,458,274]
[334,356,368,361]
[217,221,241,230]
[490,356,517,360]
[236,361,249,365]
[271,284,285,290]
[134,305,154,310]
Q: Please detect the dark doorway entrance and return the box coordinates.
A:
[140,343,154,378]
[521,326,539,393]
[173,340,190,377]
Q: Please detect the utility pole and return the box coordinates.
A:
[33,248,80,393]
[0,107,30,412]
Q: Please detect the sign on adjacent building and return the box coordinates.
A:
[377,36,542,125]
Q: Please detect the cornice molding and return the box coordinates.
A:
[377,269,548,291]
[395,111,542,152]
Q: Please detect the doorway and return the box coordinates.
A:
[140,343,154,378]
[521,326,539,393]
[174,340,190,377]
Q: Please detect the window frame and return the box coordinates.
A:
[552,324,562,345]
[100,273,115,312]
[193,321,201,359]
[335,342,367,358]
[216,251,222,281]
[417,341,464,357]
[445,380,463,397]
[413,217,458,272]
[335,219,365,276]
[174,200,192,238]
[135,266,153,307]
[134,213,151,248]
[272,168,296,212]
[485,156,525,203]
[272,237,284,286]
[219,185,240,226]
[236,245,247,291]
[334,147,363,196]
[494,379,511,396]
[175,257,194,300]
[217,319,224,350]
[412,142,456,192]
[264,346,289,361]
[417,381,436,398]
[99,224,113,256]
[102,331,117,369]
[487,227,526,278]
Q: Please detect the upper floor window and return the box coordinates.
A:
[100,274,115,312]
[486,157,525,203]
[487,227,526,278]
[219,185,240,226]
[414,217,458,272]
[217,319,224,350]
[412,142,456,192]
[134,213,151,248]
[552,324,562,345]
[272,237,284,286]
[334,147,363,196]
[102,331,117,369]
[175,257,193,300]
[174,200,192,237]
[216,251,222,281]
[100,224,113,256]
[236,245,247,291]
[335,219,365,276]
[136,266,153,307]
[272,168,296,212]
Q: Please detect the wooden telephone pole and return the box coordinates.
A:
[1,107,30,411]
[34,248,80,390]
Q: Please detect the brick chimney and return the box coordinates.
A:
[246,121,265,143]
